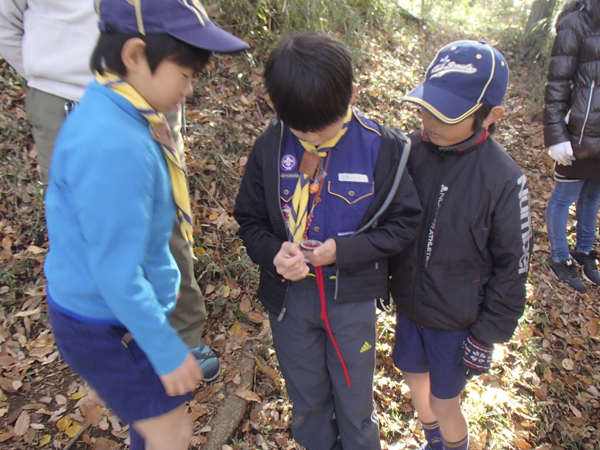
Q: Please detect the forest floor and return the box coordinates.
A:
[0,16,598,450]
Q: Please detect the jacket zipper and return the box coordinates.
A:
[410,152,445,312]
[579,80,595,145]
[274,123,291,321]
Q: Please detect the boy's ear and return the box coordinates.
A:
[482,106,505,128]
[350,83,358,104]
[121,38,148,73]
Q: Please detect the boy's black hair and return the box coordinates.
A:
[264,32,354,133]
[472,104,496,136]
[90,33,212,76]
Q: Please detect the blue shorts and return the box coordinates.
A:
[392,313,470,400]
[48,305,191,423]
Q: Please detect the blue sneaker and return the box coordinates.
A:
[190,342,220,382]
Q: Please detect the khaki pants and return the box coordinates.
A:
[25,88,67,184]
[27,88,207,348]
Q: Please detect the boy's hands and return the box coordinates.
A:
[461,335,493,379]
[273,239,337,279]
[159,353,202,396]
[548,141,575,166]
[309,238,337,267]
[274,242,309,281]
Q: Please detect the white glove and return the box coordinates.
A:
[548,141,575,166]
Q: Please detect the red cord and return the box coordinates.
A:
[315,266,351,387]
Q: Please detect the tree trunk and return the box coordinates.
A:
[522,0,558,65]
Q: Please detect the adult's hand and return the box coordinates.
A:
[548,141,575,166]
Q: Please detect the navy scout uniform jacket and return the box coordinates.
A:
[234,111,423,317]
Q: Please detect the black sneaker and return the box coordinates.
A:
[548,258,586,293]
[570,249,600,285]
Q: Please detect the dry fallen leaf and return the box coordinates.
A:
[82,402,105,427]
[69,391,86,400]
[246,312,264,324]
[26,245,46,254]
[229,321,242,337]
[38,434,51,446]
[562,359,574,370]
[258,364,279,380]
[66,423,84,438]
[239,296,252,313]
[0,431,14,443]
[13,410,30,436]
[56,416,72,431]
[235,389,261,402]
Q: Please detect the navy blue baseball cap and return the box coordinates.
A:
[403,40,508,124]
[97,0,249,53]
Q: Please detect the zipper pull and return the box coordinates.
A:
[277,307,287,321]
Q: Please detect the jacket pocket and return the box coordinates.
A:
[328,180,374,204]
[420,268,481,330]
[336,259,388,303]
[326,181,374,234]
[470,223,489,256]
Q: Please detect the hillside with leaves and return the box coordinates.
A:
[0,1,598,449]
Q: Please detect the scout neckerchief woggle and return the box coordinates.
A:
[288,106,353,387]
[96,72,195,257]
[287,107,353,244]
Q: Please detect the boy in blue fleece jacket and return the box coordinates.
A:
[43,1,247,449]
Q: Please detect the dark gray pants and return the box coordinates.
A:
[26,88,207,347]
[269,277,381,450]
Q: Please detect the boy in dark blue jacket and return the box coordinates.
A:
[389,40,532,450]
[234,33,422,450]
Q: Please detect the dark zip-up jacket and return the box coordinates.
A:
[234,118,422,317]
[389,131,532,345]
[544,0,600,180]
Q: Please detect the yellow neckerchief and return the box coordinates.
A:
[287,107,353,243]
[95,72,194,257]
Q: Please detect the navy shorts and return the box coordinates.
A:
[49,305,191,423]
[392,313,470,400]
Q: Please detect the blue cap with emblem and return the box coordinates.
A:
[97,0,249,53]
[402,40,508,124]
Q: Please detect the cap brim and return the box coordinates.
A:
[169,20,249,53]
[402,82,481,124]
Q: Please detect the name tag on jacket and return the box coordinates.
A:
[338,173,369,183]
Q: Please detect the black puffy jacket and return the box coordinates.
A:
[389,131,532,345]
[544,0,600,180]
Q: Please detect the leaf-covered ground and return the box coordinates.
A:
[0,19,598,450]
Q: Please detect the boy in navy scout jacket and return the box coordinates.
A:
[233,33,422,450]
[389,40,532,450]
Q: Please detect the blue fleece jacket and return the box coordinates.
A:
[44,81,189,376]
